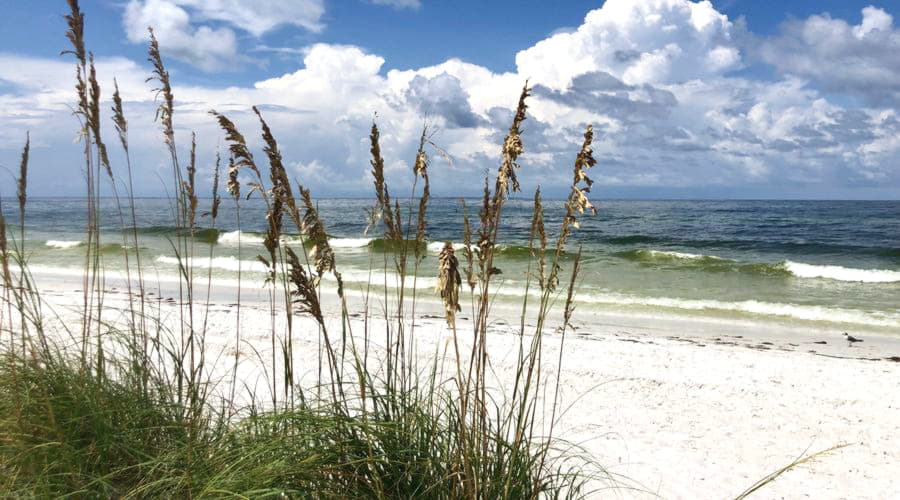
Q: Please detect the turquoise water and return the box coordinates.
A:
[4,198,899,333]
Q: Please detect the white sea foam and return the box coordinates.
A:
[329,237,373,248]
[575,291,900,328]
[426,241,470,253]
[643,249,719,260]
[45,240,83,249]
[156,255,269,273]
[217,231,265,244]
[217,232,373,249]
[784,261,900,283]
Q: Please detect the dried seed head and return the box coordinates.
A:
[555,124,598,271]
[436,242,462,326]
[264,195,284,274]
[367,121,402,240]
[210,111,261,198]
[111,78,129,152]
[286,246,324,327]
[298,184,344,297]
[182,132,198,228]
[414,150,427,177]
[299,186,334,275]
[226,154,240,199]
[571,124,597,216]
[17,133,29,212]
[477,174,493,268]
[147,28,175,150]
[529,187,548,289]
[460,199,477,290]
[87,53,112,178]
[414,129,430,258]
[63,0,86,67]
[211,151,221,219]
[495,83,530,199]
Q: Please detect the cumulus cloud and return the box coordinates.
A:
[515,0,741,89]
[403,73,485,128]
[123,0,324,70]
[124,0,240,71]
[759,6,900,106]
[2,0,900,198]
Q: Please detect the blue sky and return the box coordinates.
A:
[1,0,899,199]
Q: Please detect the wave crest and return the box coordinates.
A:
[46,240,83,249]
[784,261,900,283]
[616,249,899,283]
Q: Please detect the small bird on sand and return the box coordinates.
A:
[843,332,863,346]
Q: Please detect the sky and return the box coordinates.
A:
[1,0,899,199]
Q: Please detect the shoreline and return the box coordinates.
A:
[16,274,900,498]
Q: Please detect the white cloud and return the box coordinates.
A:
[515,0,741,89]
[758,6,900,105]
[124,0,241,71]
[175,0,325,36]
[123,0,325,71]
[2,0,899,198]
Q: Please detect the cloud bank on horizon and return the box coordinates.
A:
[1,0,899,199]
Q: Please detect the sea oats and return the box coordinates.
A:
[210,111,261,196]
[437,242,462,326]
[111,79,128,153]
[529,188,547,290]
[253,107,289,191]
[263,195,284,280]
[226,155,240,200]
[368,121,402,240]
[87,54,111,178]
[299,185,338,283]
[414,129,430,258]
[64,1,89,140]
[461,199,476,290]
[147,28,175,151]
[211,151,221,220]
[494,83,529,201]
[558,124,597,250]
[63,1,86,67]
[17,133,29,215]
[183,132,198,229]
[477,174,492,269]
[285,246,324,327]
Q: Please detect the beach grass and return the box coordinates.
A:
[0,1,600,497]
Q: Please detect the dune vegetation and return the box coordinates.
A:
[0,1,605,497]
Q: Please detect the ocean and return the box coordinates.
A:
[4,198,899,334]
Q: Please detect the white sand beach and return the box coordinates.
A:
[25,273,900,499]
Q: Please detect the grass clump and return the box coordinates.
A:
[0,349,585,498]
[0,352,184,497]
